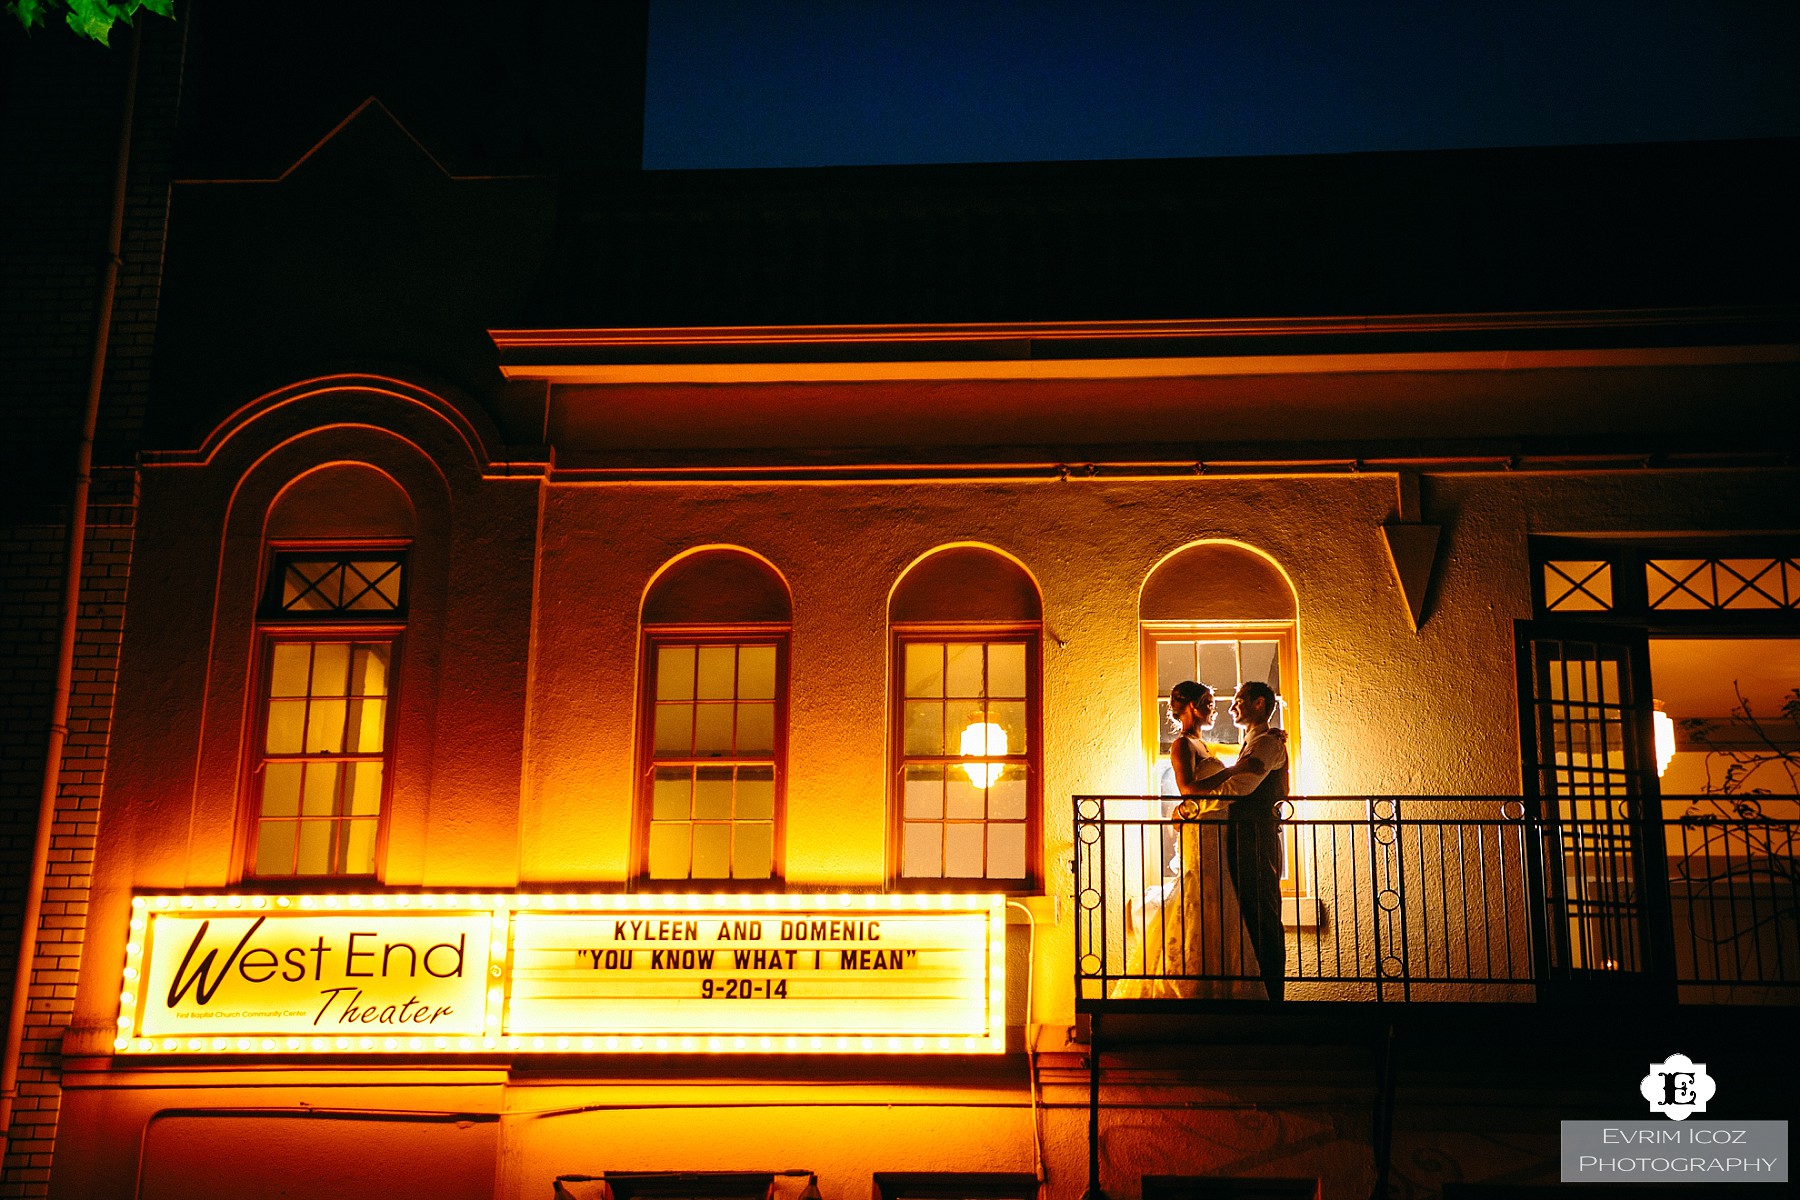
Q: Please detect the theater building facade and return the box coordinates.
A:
[35,301,1795,1199]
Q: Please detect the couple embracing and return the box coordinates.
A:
[1121,679,1287,1001]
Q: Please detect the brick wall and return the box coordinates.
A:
[0,13,182,1195]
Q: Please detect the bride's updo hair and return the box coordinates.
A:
[1170,680,1211,708]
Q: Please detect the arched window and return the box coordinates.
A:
[248,465,415,877]
[638,549,792,884]
[890,547,1042,889]
[1140,541,1300,886]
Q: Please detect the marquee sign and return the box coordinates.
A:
[115,893,1006,1055]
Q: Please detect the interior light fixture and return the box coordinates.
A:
[1652,700,1675,778]
[958,721,1007,787]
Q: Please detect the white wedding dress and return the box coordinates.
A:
[1113,743,1266,1000]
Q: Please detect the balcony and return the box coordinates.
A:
[1073,794,1799,1007]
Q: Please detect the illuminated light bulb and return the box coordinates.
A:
[114,1036,130,1051]
[131,897,146,910]
[680,1037,696,1052]
[382,1038,396,1050]
[958,722,1008,787]
[485,1013,500,1027]
[396,895,410,908]
[251,897,267,909]
[436,1038,448,1050]
[155,896,170,909]
[163,1039,177,1051]
[227,896,243,909]
[371,895,386,909]
[323,896,338,909]
[483,1038,497,1049]
[1653,701,1676,777]
[129,917,144,932]
[179,896,195,909]
[203,896,219,909]
[347,895,363,908]
[287,1038,301,1050]
[211,1038,227,1050]
[119,991,135,1007]
[580,1038,594,1051]
[123,959,139,974]
[336,1037,350,1049]
[236,1039,251,1051]
[188,1039,203,1051]
[605,1038,619,1051]
[261,1039,275,1051]
[116,1015,132,1028]
[135,1039,151,1052]
[556,1038,570,1051]
[359,1038,374,1050]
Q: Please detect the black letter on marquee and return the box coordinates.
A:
[167,917,266,1007]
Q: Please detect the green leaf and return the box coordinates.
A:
[7,0,49,32]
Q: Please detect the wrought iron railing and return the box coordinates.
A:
[1072,795,1798,1006]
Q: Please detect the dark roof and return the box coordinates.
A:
[535,138,1800,327]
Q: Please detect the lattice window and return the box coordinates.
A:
[253,639,391,875]
[1543,560,1613,612]
[644,640,782,881]
[897,638,1033,882]
[1646,557,1799,611]
[263,552,405,618]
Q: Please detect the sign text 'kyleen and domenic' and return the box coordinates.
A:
[117,894,1006,1054]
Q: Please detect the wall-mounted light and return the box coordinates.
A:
[1652,700,1675,778]
[958,721,1007,787]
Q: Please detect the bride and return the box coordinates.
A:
[1114,681,1266,999]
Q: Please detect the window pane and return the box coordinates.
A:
[944,643,984,697]
[1156,641,1192,695]
[654,703,693,756]
[732,823,773,879]
[901,823,942,877]
[944,824,985,877]
[303,699,348,753]
[1196,642,1237,693]
[945,770,985,818]
[295,820,333,874]
[694,704,735,755]
[989,766,1027,820]
[903,766,943,818]
[647,823,690,878]
[342,819,378,875]
[988,642,1026,698]
[344,697,386,752]
[693,766,733,820]
[988,700,1028,754]
[254,821,296,875]
[310,642,351,696]
[738,645,777,700]
[1241,640,1279,686]
[261,763,303,817]
[948,703,988,753]
[736,702,775,754]
[904,643,944,698]
[269,644,312,697]
[903,701,943,756]
[657,645,696,700]
[691,824,731,878]
[348,762,384,815]
[652,768,692,819]
[695,645,736,699]
[987,823,1027,879]
[350,643,389,696]
[265,699,306,754]
[736,766,775,820]
[301,763,341,816]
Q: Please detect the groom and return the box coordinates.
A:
[1185,680,1288,1000]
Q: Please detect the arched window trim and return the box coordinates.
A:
[634,617,793,890]
[240,536,412,880]
[888,616,1044,893]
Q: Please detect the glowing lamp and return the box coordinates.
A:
[957,722,1008,787]
[1652,700,1675,778]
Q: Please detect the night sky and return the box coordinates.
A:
[644,0,1800,169]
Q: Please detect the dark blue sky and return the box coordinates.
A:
[644,0,1800,169]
